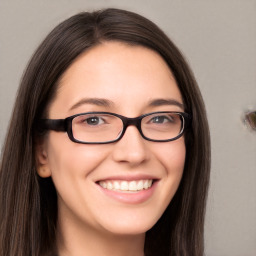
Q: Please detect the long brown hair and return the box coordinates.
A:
[0,8,210,256]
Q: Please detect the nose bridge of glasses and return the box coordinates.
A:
[122,116,142,133]
[116,116,146,145]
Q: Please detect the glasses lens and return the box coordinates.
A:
[142,112,184,141]
[72,114,123,143]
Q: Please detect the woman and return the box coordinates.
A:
[0,8,210,256]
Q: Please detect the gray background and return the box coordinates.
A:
[0,0,255,255]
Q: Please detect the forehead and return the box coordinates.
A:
[50,42,183,117]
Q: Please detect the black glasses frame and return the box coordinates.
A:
[38,111,191,144]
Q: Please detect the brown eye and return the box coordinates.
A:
[86,116,102,125]
[74,115,106,126]
[149,115,174,124]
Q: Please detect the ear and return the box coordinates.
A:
[35,139,52,178]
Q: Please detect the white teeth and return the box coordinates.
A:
[99,181,107,189]
[137,180,144,190]
[129,181,137,191]
[113,181,120,190]
[144,180,149,189]
[120,181,129,190]
[99,180,153,192]
[107,182,113,190]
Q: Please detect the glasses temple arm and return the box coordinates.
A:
[37,119,67,132]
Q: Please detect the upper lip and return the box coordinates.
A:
[95,174,159,182]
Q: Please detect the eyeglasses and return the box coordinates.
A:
[38,111,191,144]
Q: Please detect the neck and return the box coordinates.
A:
[56,213,145,256]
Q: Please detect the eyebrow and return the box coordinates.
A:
[148,98,184,109]
[69,98,114,111]
[69,97,184,111]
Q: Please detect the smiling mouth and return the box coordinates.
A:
[98,179,154,192]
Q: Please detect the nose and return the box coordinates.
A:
[111,125,150,166]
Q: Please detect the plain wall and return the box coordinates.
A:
[0,0,256,255]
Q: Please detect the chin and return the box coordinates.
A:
[98,213,160,236]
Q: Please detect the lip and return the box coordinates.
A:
[96,179,159,204]
[95,174,159,182]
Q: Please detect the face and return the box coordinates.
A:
[37,42,186,236]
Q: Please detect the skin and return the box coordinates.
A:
[36,42,186,256]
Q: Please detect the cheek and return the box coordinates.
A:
[153,137,186,197]
[155,137,186,172]
[45,133,110,178]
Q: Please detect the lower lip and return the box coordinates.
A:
[97,181,158,204]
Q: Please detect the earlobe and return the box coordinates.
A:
[37,165,51,178]
[35,143,52,178]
